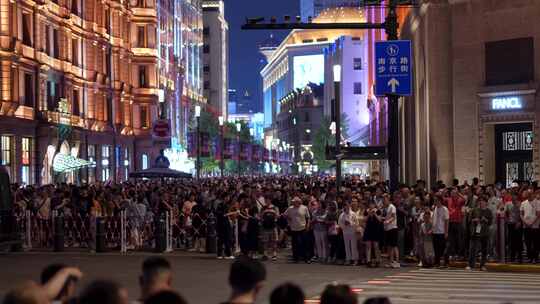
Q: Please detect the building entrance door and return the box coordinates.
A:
[495,123,534,187]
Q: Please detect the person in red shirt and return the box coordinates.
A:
[447,188,466,259]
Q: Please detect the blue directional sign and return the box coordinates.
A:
[375,40,412,96]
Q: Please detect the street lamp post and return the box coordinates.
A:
[333,64,342,192]
[218,116,224,178]
[236,122,241,177]
[195,105,201,180]
[249,128,254,175]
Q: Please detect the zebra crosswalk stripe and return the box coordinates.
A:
[351,268,540,304]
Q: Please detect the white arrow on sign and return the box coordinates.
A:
[387,78,400,93]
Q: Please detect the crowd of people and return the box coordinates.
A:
[2,256,391,304]
[9,176,540,270]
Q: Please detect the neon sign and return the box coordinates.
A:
[492,97,522,110]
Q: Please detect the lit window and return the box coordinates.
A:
[21,166,30,185]
[87,145,96,183]
[101,145,111,181]
[124,148,129,181]
[354,82,363,95]
[22,137,30,165]
[1,136,12,166]
[1,136,12,178]
[21,137,31,184]
[142,154,149,170]
[353,58,362,70]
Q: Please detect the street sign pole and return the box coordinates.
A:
[386,0,400,192]
[334,80,342,193]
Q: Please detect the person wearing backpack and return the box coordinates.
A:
[260,196,280,261]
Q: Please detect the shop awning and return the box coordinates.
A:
[53,153,93,173]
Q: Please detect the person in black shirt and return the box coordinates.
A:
[260,197,279,261]
[216,198,234,259]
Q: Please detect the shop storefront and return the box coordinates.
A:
[478,90,539,186]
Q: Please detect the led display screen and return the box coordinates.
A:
[293,54,325,89]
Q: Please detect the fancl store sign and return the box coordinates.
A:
[491,97,522,110]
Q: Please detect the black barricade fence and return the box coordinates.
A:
[15,211,175,252]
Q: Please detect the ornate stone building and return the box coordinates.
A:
[400,0,540,187]
[0,0,203,185]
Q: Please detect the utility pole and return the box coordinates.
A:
[333,66,342,192]
[385,0,400,192]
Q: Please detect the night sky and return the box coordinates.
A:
[224,0,299,112]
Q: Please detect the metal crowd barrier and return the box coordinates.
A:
[14,210,179,253]
[16,210,227,253]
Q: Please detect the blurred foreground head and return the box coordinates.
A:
[270,283,305,304]
[228,257,266,298]
[2,281,49,304]
[79,280,128,304]
[320,284,357,304]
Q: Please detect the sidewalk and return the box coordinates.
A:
[449,261,540,273]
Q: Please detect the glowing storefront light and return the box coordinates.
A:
[492,97,522,110]
[53,154,93,173]
[164,148,194,173]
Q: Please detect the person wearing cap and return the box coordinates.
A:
[284,196,311,263]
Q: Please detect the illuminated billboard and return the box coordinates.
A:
[293,54,325,89]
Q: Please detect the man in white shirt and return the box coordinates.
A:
[284,197,311,263]
[339,202,359,265]
[520,190,538,263]
[383,194,400,268]
[432,195,449,268]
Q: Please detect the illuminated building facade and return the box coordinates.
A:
[0,0,203,185]
[202,0,228,118]
[276,83,323,174]
[261,7,369,173]
[300,0,362,21]
[399,0,539,187]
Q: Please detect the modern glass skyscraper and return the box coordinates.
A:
[300,0,362,21]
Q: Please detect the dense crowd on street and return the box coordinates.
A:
[3,256,391,304]
[9,175,540,270]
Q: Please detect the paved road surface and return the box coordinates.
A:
[0,252,398,303]
[346,268,540,304]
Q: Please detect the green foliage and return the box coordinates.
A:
[224,121,252,142]
[341,112,350,140]
[312,114,350,173]
[201,157,219,174]
[313,117,334,172]
[189,107,219,139]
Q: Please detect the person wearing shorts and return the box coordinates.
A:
[383,194,400,268]
[261,197,279,261]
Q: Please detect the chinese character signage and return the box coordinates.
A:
[375,40,412,96]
